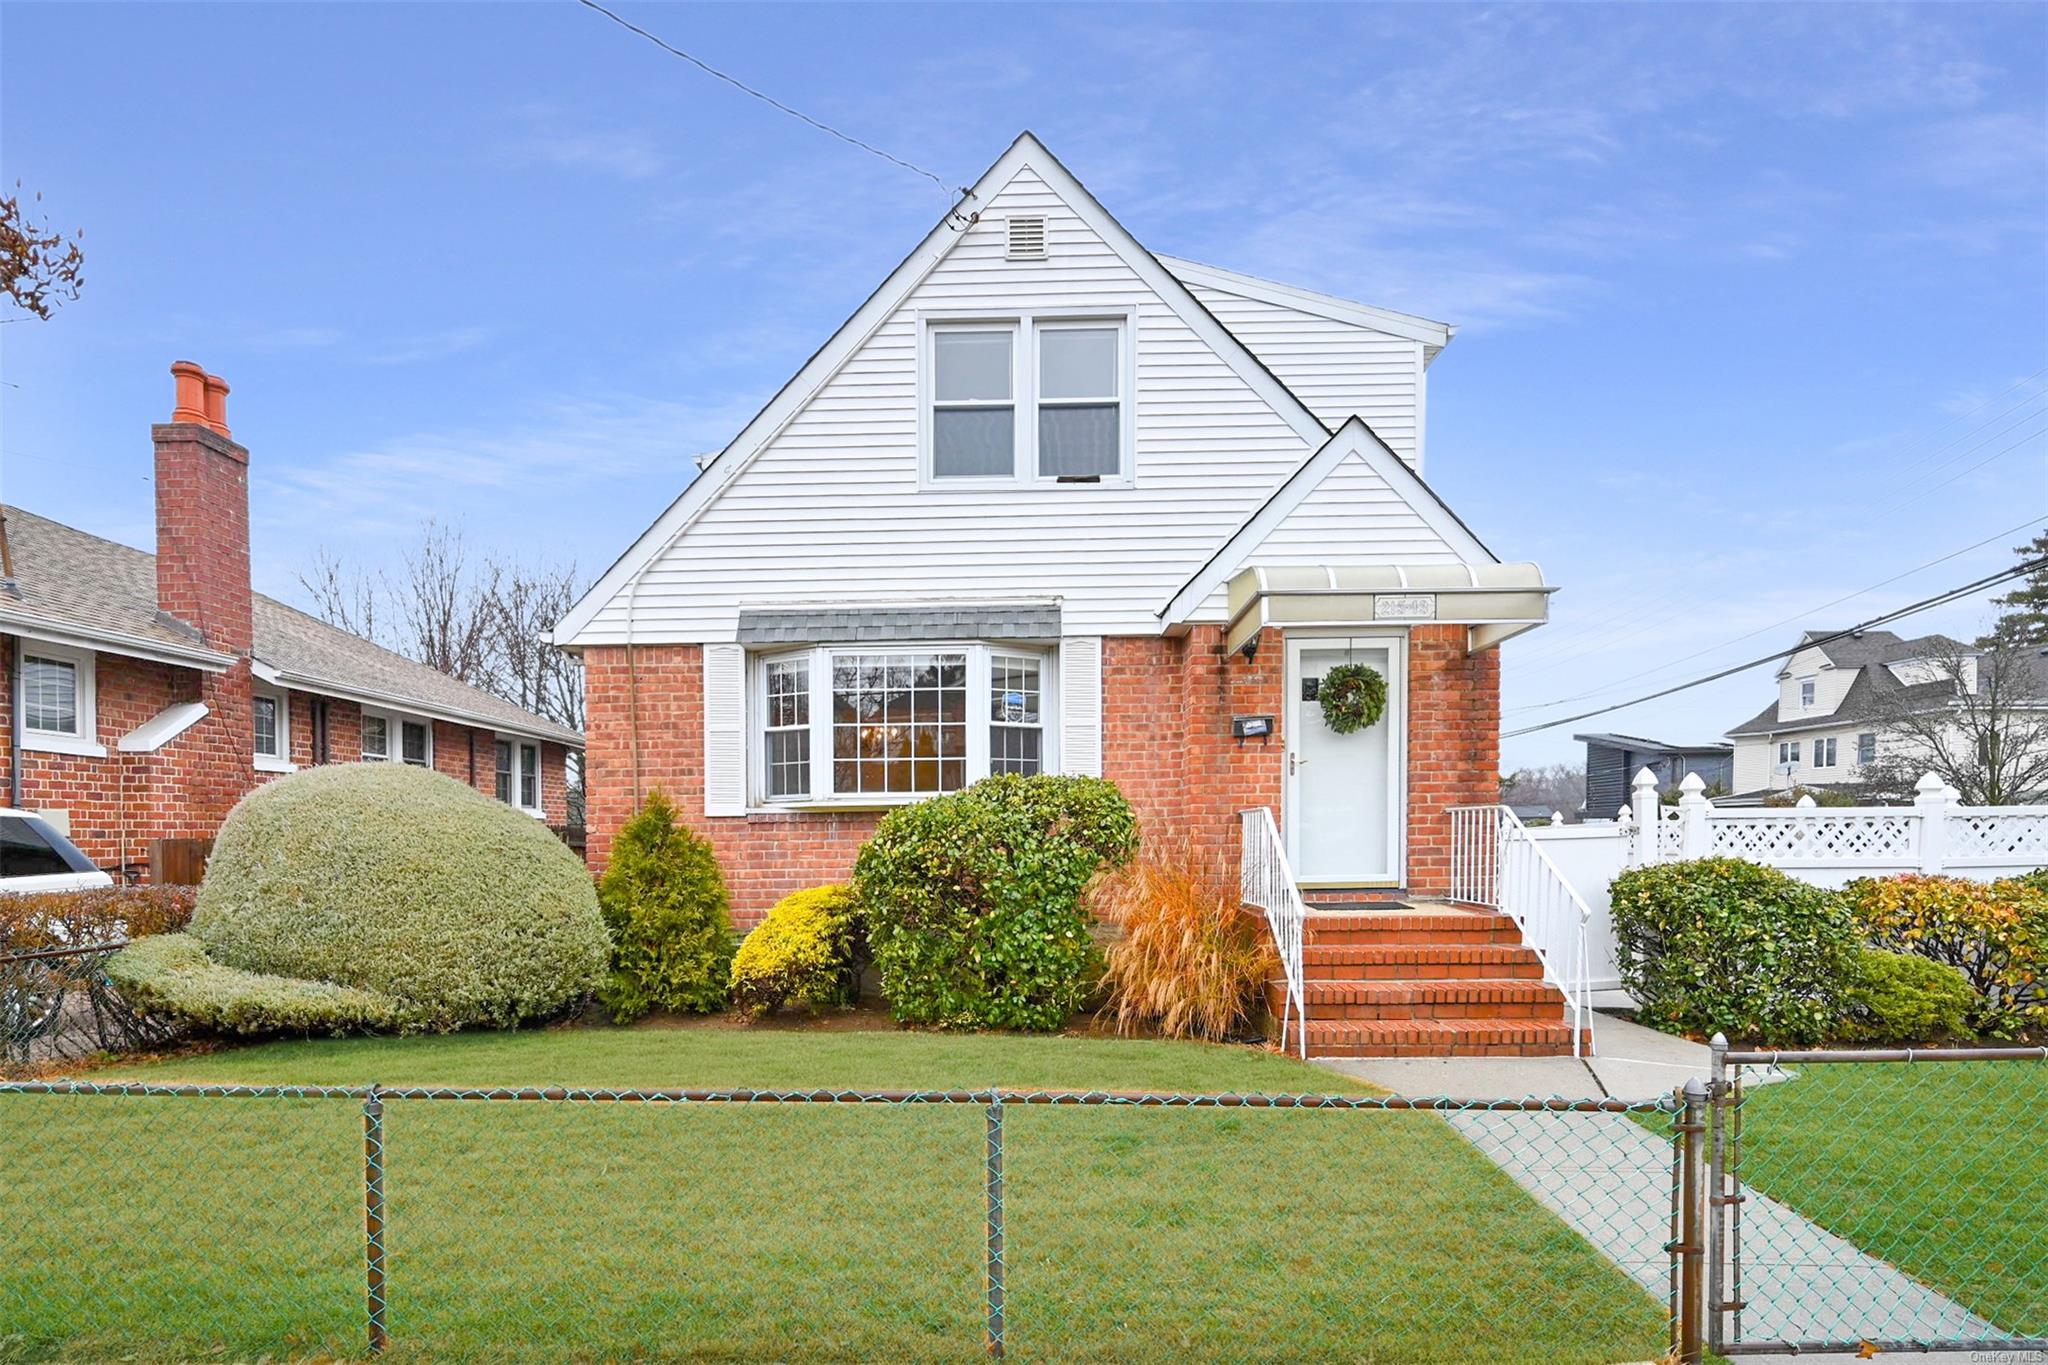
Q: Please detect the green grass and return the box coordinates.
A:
[1,1026,1669,1363]
[1731,1058,2048,1337]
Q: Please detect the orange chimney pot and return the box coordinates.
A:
[202,373,230,437]
[170,360,209,425]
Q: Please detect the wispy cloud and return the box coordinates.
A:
[500,106,669,180]
[360,325,496,367]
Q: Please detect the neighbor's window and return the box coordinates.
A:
[758,645,1053,804]
[493,738,543,812]
[520,743,540,810]
[361,714,390,761]
[495,740,514,802]
[931,328,1016,478]
[400,720,430,767]
[252,691,285,762]
[21,652,81,736]
[1778,741,1800,765]
[1798,677,1816,708]
[1036,324,1120,478]
[1856,732,1877,766]
[928,317,1125,483]
[1813,737,1837,768]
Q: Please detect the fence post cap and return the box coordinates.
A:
[1616,805,1634,826]
[1709,1032,1728,1048]
[1794,793,1817,808]
[1632,767,1660,792]
[1682,1076,1708,1099]
[1914,771,1952,803]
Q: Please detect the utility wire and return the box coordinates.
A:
[575,0,966,205]
[1501,557,2047,738]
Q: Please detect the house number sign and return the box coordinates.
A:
[1374,593,1436,621]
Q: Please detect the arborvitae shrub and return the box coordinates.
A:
[596,790,735,1021]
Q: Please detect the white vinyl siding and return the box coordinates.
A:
[573,167,1330,643]
[1180,281,1425,466]
[1245,449,1467,570]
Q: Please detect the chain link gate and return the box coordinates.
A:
[1704,1040,2048,1357]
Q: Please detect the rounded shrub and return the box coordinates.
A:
[854,774,1138,1032]
[1841,873,2047,1038]
[730,884,865,1020]
[108,933,416,1036]
[157,762,607,1033]
[1610,856,1859,1044]
[596,790,735,1022]
[1839,948,1977,1045]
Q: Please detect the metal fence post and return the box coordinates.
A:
[363,1084,388,1357]
[1677,1077,1708,1365]
[984,1093,1006,1359]
[1706,1033,1727,1355]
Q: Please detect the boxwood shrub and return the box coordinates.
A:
[596,790,735,1022]
[730,884,865,1020]
[110,762,608,1036]
[1839,948,1977,1044]
[854,774,1137,1032]
[1610,856,1859,1044]
[1841,873,2047,1038]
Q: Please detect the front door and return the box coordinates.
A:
[1286,636,1405,885]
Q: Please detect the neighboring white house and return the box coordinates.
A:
[1724,629,1982,796]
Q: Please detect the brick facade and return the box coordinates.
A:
[581,623,1500,926]
[0,642,574,875]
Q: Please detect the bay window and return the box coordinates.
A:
[926,313,1128,484]
[756,644,1053,804]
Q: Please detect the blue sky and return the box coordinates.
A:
[3,2,2043,773]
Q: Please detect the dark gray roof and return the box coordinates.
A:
[1727,636,2043,738]
[1795,629,1966,671]
[736,603,1061,645]
[1574,732,1732,755]
[2,506,579,746]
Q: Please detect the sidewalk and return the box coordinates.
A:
[1314,1010,1711,1102]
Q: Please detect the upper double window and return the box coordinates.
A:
[928,317,1127,484]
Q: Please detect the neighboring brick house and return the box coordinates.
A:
[1,362,581,878]
[556,134,1562,1055]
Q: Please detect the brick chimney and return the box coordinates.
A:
[153,360,252,656]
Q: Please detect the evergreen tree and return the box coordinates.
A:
[1978,530,2048,649]
[596,790,735,1020]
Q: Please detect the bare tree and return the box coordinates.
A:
[298,546,381,643]
[485,560,586,732]
[394,521,496,685]
[1499,762,1587,816]
[1865,639,2048,805]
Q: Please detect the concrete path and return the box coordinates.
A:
[1315,1015,2009,1363]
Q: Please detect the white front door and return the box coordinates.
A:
[1285,636,1405,885]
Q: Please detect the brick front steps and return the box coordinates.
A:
[1268,903,1581,1058]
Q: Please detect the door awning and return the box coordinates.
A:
[1224,563,1554,656]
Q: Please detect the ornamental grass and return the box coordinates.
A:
[1095,844,1276,1043]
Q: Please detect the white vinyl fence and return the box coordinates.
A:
[1514,769,2048,994]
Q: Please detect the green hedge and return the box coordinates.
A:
[730,885,865,1020]
[1,886,195,954]
[854,774,1137,1031]
[596,791,735,1022]
[1610,857,1859,1044]
[1839,948,1977,1044]
[1841,873,2047,1038]
[107,933,416,1036]
[148,763,607,1036]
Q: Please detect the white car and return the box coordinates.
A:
[0,811,115,895]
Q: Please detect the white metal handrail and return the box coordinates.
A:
[1240,808,1307,1059]
[1447,804,1595,1057]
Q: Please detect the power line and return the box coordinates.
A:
[1506,515,2047,714]
[575,0,968,208]
[1501,557,2046,739]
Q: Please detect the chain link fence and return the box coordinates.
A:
[0,1082,1683,1363]
[1709,1043,2048,1357]
[1,942,172,1075]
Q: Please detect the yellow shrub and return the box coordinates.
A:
[1843,873,2048,1038]
[729,885,864,1020]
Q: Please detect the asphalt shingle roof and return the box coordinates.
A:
[1728,631,2043,738]
[2,506,579,745]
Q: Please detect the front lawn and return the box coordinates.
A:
[2,1028,1670,1363]
[1732,1058,2048,1338]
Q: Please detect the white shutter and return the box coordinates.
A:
[1059,636,1102,777]
[702,644,747,816]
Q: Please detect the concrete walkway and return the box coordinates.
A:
[1315,1014,2007,1363]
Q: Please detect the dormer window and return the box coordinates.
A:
[924,313,1130,486]
[1798,677,1816,708]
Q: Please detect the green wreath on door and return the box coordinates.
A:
[1318,662,1387,735]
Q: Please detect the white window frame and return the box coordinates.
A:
[1813,737,1837,769]
[361,711,391,762]
[918,309,1136,489]
[363,708,433,768]
[16,641,105,758]
[494,733,545,816]
[750,642,1059,808]
[1798,677,1816,709]
[1856,732,1877,767]
[252,684,295,773]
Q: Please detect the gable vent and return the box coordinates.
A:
[1006,216,1048,261]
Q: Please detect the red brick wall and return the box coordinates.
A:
[1405,624,1501,898]
[580,626,1501,923]
[2,638,577,871]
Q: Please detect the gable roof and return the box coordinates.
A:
[553,131,1340,648]
[1157,417,1500,623]
[1778,628,1971,676]
[2,506,580,746]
